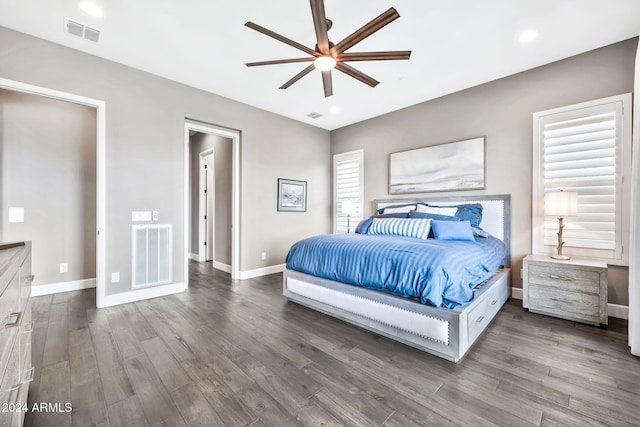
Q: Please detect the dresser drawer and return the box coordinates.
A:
[467,279,509,344]
[528,284,600,319]
[527,264,600,294]
[0,274,20,386]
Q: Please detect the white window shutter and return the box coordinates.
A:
[333,150,364,234]
[533,94,632,264]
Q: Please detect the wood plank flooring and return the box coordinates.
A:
[25,261,639,426]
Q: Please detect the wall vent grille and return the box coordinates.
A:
[131,224,172,289]
[64,18,101,42]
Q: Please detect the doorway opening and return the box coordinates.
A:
[184,121,240,281]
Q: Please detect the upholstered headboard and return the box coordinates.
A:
[373,194,511,267]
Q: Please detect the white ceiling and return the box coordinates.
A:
[0,0,638,131]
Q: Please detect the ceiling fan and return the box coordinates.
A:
[244,0,411,97]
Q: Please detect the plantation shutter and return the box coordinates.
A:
[532,94,631,264]
[333,150,364,234]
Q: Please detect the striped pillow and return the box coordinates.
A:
[368,218,432,240]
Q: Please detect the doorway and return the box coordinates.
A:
[199,149,215,262]
[184,121,240,281]
[0,77,106,307]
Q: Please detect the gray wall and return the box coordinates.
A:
[331,38,637,306]
[189,132,232,265]
[0,89,96,287]
[0,26,331,296]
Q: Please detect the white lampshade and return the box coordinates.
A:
[545,191,578,216]
[341,200,357,215]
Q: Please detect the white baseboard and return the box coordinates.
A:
[510,287,628,320]
[212,261,232,274]
[239,263,286,280]
[32,278,96,297]
[189,253,201,262]
[97,282,186,308]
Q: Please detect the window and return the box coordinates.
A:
[532,93,632,264]
[333,150,364,234]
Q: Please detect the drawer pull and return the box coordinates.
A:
[548,274,573,282]
[5,312,22,328]
[25,275,35,283]
[24,367,35,383]
[476,315,485,323]
[491,299,498,305]
[24,321,34,333]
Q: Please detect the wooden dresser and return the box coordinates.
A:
[523,255,607,326]
[0,242,33,427]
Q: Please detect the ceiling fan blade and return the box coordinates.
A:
[322,70,333,97]
[331,8,400,54]
[279,64,316,89]
[245,22,318,57]
[246,58,314,67]
[335,62,379,88]
[310,0,330,54]
[337,51,411,62]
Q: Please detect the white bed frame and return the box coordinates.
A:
[283,195,511,362]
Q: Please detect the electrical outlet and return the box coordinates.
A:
[152,210,158,221]
[111,272,120,283]
[60,263,68,273]
[261,252,267,260]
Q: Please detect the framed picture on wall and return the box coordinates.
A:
[278,178,307,212]
[389,137,486,194]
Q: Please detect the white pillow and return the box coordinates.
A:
[415,205,458,217]
[381,204,416,214]
[368,218,432,240]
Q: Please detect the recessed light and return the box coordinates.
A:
[518,29,539,44]
[80,2,103,17]
[329,106,340,114]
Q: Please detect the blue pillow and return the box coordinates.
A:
[428,203,483,227]
[368,218,432,240]
[408,210,461,221]
[431,220,475,241]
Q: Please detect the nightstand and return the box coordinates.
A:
[522,255,607,326]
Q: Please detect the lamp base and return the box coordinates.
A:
[550,254,570,260]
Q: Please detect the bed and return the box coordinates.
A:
[282,194,511,362]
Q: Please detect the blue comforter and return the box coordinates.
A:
[285,234,506,308]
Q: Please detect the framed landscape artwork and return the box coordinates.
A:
[278,178,307,212]
[389,137,485,194]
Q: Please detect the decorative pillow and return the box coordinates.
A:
[377,203,417,215]
[408,210,461,221]
[431,220,475,241]
[368,218,432,240]
[415,205,458,217]
[356,213,409,234]
[471,226,490,238]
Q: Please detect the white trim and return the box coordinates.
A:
[212,261,232,273]
[99,282,186,308]
[189,253,202,262]
[630,32,640,355]
[0,78,106,309]
[512,287,628,319]
[511,287,523,300]
[31,278,96,297]
[185,121,240,284]
[239,264,285,280]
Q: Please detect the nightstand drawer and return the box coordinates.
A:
[528,285,600,318]
[527,264,600,294]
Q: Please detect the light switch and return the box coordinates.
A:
[8,207,24,223]
[152,211,158,221]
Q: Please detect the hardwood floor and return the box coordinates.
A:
[25,261,639,426]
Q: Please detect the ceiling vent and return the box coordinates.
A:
[307,112,323,119]
[65,18,101,43]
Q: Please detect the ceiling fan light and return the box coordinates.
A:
[314,55,336,71]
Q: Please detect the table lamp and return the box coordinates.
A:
[341,200,357,233]
[545,190,578,260]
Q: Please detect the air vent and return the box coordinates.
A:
[64,18,101,43]
[307,112,323,119]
